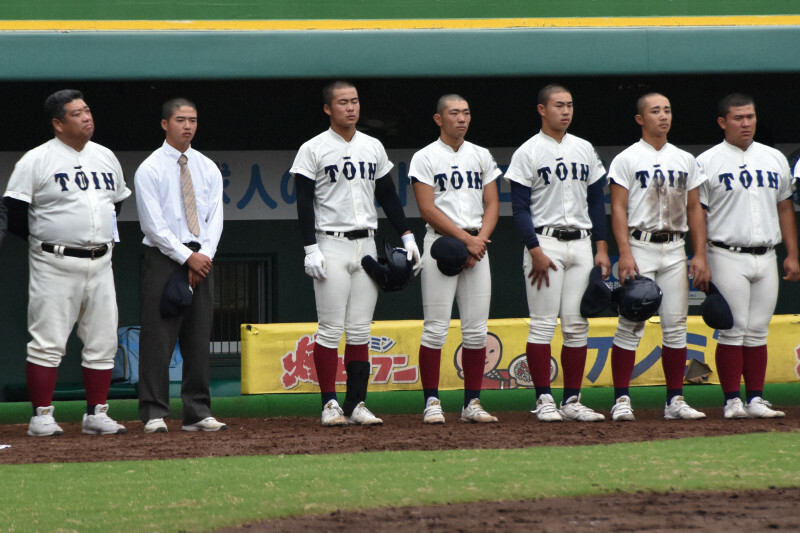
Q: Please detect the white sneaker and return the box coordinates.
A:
[82,404,127,435]
[460,398,498,423]
[664,395,706,420]
[610,395,636,421]
[559,394,605,422]
[745,397,785,419]
[532,393,563,422]
[723,397,748,419]
[28,406,64,437]
[181,417,227,432]
[321,400,348,426]
[348,402,383,425]
[423,397,445,424]
[144,418,168,433]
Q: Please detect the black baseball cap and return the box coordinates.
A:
[430,236,469,276]
[160,269,193,318]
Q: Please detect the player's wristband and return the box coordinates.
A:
[304,244,320,255]
[401,233,416,246]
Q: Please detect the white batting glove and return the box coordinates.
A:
[303,244,327,280]
[401,233,422,275]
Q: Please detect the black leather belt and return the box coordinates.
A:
[435,228,479,237]
[325,229,371,240]
[535,227,589,241]
[183,241,201,252]
[42,243,108,259]
[710,241,774,255]
[631,229,685,243]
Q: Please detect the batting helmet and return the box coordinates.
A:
[700,281,734,330]
[610,275,663,322]
[361,241,413,292]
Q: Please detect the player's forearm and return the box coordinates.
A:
[509,181,539,249]
[374,174,410,237]
[778,199,799,259]
[687,201,708,260]
[587,178,607,241]
[295,174,317,246]
[609,184,632,256]
[478,181,499,239]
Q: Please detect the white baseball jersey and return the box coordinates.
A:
[607,139,706,232]
[504,131,605,229]
[408,138,501,230]
[4,137,130,247]
[290,128,393,232]
[698,140,791,247]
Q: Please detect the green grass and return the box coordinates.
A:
[2,432,799,532]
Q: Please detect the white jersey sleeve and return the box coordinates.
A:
[504,131,605,229]
[698,140,791,246]
[409,139,500,230]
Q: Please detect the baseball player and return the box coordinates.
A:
[698,93,799,419]
[409,94,501,424]
[607,92,710,421]
[292,81,421,426]
[505,84,609,423]
[135,98,227,433]
[3,89,129,436]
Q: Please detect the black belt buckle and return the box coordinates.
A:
[326,230,369,240]
[555,229,581,241]
[751,246,769,255]
[650,232,671,243]
[90,245,108,259]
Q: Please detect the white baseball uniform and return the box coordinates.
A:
[290,128,393,348]
[409,138,501,349]
[608,139,707,350]
[4,137,130,368]
[504,131,605,346]
[698,140,792,345]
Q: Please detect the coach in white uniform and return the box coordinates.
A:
[410,94,500,424]
[3,89,129,436]
[292,81,421,427]
[608,93,710,422]
[698,93,799,419]
[135,98,227,433]
[505,84,609,423]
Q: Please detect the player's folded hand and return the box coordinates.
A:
[303,244,327,280]
[401,233,422,275]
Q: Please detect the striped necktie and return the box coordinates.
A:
[178,154,200,237]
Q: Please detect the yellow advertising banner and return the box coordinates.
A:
[240,315,800,394]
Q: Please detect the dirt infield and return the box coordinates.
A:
[2,407,799,531]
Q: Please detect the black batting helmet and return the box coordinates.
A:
[610,275,663,322]
[361,241,413,292]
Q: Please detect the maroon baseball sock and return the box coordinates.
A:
[742,345,768,401]
[314,344,340,406]
[661,346,687,401]
[344,343,369,365]
[83,367,112,413]
[526,342,552,397]
[26,362,58,411]
[419,345,442,402]
[611,344,636,399]
[461,347,485,406]
[714,343,744,398]
[561,345,587,400]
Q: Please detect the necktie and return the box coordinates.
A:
[178,154,200,237]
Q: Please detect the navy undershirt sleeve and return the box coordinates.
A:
[294,174,317,247]
[587,177,607,242]
[3,196,29,241]
[510,181,539,250]
[374,174,410,237]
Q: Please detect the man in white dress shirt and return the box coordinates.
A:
[135,98,226,433]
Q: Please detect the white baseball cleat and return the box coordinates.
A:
[745,397,785,419]
[664,395,706,420]
[82,404,127,435]
[460,398,498,423]
[723,397,748,419]
[144,418,168,433]
[532,393,563,422]
[348,402,383,425]
[610,395,636,422]
[320,400,348,426]
[559,394,605,422]
[28,405,64,437]
[181,417,227,432]
[422,397,445,424]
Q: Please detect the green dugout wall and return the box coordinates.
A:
[1,1,799,397]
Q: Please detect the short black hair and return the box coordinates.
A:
[636,92,667,115]
[162,98,196,120]
[436,94,468,115]
[718,93,755,118]
[44,89,84,123]
[537,84,570,106]
[322,81,356,107]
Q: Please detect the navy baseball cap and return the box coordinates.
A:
[580,265,612,318]
[160,269,193,318]
[430,236,469,276]
[700,281,734,330]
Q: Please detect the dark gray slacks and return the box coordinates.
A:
[137,246,214,425]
